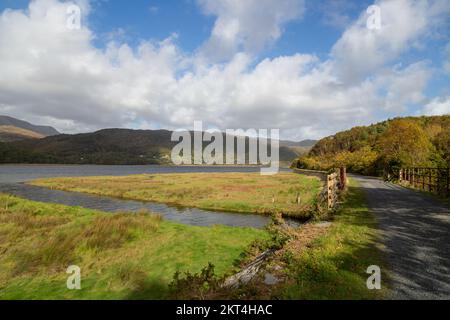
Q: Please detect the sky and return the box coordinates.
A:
[0,0,449,140]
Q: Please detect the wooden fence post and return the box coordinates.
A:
[446,168,450,197]
[339,167,347,190]
[327,174,332,210]
[429,169,432,192]
[402,167,449,198]
[327,173,338,210]
[421,169,425,190]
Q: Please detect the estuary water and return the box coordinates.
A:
[0,165,293,228]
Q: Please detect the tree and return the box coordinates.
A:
[377,119,433,174]
[433,128,450,166]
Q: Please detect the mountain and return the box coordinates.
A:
[279,139,317,160]
[279,139,317,147]
[0,128,309,165]
[0,125,45,142]
[294,115,450,176]
[0,115,59,142]
[0,129,174,165]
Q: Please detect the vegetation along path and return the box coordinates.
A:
[354,175,450,299]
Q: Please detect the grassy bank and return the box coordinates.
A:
[280,179,387,299]
[0,194,267,300]
[31,173,322,219]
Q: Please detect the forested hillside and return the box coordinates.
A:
[294,116,450,177]
[0,128,310,165]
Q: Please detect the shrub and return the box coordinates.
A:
[168,263,222,300]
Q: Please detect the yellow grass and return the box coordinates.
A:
[31,172,323,219]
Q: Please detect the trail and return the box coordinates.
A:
[354,176,450,299]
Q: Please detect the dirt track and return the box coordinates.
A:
[354,176,450,300]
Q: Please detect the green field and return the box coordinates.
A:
[0,194,267,300]
[31,172,322,219]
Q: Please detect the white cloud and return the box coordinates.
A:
[377,62,430,111]
[197,0,305,61]
[331,0,450,83]
[0,0,449,140]
[423,97,450,115]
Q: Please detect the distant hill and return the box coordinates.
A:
[0,129,174,165]
[279,139,317,160]
[279,139,317,147]
[0,115,59,142]
[0,125,45,142]
[0,128,310,165]
[294,115,450,176]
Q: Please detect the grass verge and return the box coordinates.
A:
[31,173,322,219]
[155,179,388,300]
[398,181,450,207]
[0,194,267,300]
[279,178,387,299]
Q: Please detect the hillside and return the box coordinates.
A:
[0,115,59,136]
[294,115,450,177]
[0,115,59,142]
[0,128,309,165]
[0,129,174,165]
[280,139,317,147]
[0,125,45,142]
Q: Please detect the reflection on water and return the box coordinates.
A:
[0,165,297,228]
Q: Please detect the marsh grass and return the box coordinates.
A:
[83,211,162,250]
[0,194,266,300]
[31,172,322,219]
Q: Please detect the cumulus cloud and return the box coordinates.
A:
[331,0,450,83]
[423,97,450,115]
[0,0,449,139]
[197,0,305,61]
[377,62,431,111]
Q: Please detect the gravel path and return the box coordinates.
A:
[354,176,450,300]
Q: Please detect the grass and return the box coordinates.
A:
[0,194,267,300]
[398,181,450,207]
[31,172,322,219]
[280,178,387,299]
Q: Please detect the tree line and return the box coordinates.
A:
[293,116,450,179]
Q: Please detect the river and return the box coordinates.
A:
[0,165,295,228]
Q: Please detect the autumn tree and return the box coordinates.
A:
[433,128,450,166]
[377,119,433,173]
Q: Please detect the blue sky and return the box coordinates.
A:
[0,0,355,56]
[0,0,449,139]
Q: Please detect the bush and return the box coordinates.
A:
[168,263,222,300]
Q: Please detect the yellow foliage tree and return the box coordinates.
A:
[377,119,433,168]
